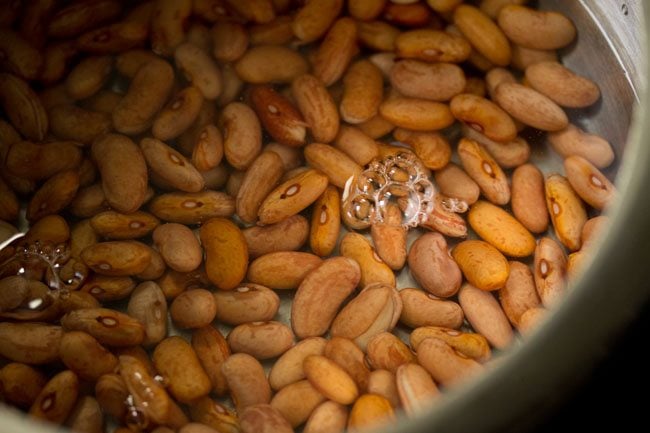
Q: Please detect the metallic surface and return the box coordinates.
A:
[1,2,649,433]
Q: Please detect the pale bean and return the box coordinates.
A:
[170,289,217,329]
[525,61,600,108]
[534,237,568,308]
[434,163,480,205]
[498,5,576,50]
[367,369,400,409]
[494,82,568,132]
[153,336,212,403]
[395,363,440,415]
[126,281,168,346]
[461,125,531,169]
[564,155,617,210]
[269,337,328,391]
[458,283,514,349]
[399,288,464,329]
[227,321,294,360]
[499,261,542,328]
[511,163,549,233]
[270,380,326,428]
[366,332,415,373]
[221,353,271,412]
[548,123,615,169]
[416,337,483,388]
[304,400,348,433]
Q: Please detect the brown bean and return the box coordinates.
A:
[29,370,79,425]
[452,5,511,66]
[222,353,272,412]
[249,85,306,147]
[236,151,285,224]
[48,104,112,145]
[220,102,263,170]
[191,326,231,397]
[497,5,576,50]
[545,174,588,251]
[340,59,384,124]
[153,223,202,273]
[170,289,218,329]
[200,217,248,291]
[0,323,62,365]
[235,45,309,83]
[458,283,514,349]
[534,237,568,308]
[240,404,294,433]
[499,261,541,328]
[434,163,480,205]
[243,215,309,258]
[564,155,617,210]
[149,191,235,224]
[65,56,113,100]
[457,137,510,205]
[292,74,340,143]
[81,241,152,276]
[58,331,118,381]
[271,379,326,428]
[269,337,328,391]
[416,337,483,388]
[511,163,549,233]
[0,363,47,409]
[153,336,212,404]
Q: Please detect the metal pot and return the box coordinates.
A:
[1,1,649,433]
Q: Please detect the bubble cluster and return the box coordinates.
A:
[342,152,438,230]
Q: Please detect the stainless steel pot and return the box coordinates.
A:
[1,1,649,433]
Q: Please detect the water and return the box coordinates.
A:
[342,151,467,230]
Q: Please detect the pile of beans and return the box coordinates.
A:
[0,0,618,433]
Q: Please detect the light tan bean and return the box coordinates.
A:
[366,332,415,373]
[450,93,517,142]
[170,289,217,329]
[48,104,111,145]
[112,58,175,135]
[452,4,511,66]
[366,369,400,409]
[340,59,384,124]
[227,321,295,360]
[498,5,575,50]
[333,126,379,166]
[191,326,231,397]
[242,215,308,258]
[340,232,396,289]
[461,125,531,169]
[187,397,239,433]
[395,29,470,63]
[236,151,285,224]
[457,137,510,205]
[152,86,204,141]
[409,327,491,362]
[61,308,145,347]
[304,400,348,433]
[399,288,464,329]
[371,203,407,271]
[416,337,484,388]
[379,97,455,131]
[525,61,600,108]
[395,363,440,415]
[511,163,549,233]
[220,102,263,170]
[393,129,451,170]
[312,17,358,87]
[510,44,558,70]
[534,237,567,308]
[213,283,279,326]
[548,123,615,169]
[494,82,568,132]
[240,404,294,433]
[292,74,340,143]
[499,261,541,328]
[310,186,341,258]
[26,169,80,222]
[126,281,167,346]
[81,241,152,276]
[564,155,616,210]
[222,353,272,412]
[458,283,514,349]
[258,169,329,225]
[518,307,547,334]
[408,232,462,298]
[271,379,326,428]
[434,163,480,205]
[330,284,402,351]
[153,223,202,272]
[269,337,327,391]
[149,191,235,224]
[248,251,323,290]
[292,257,361,338]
